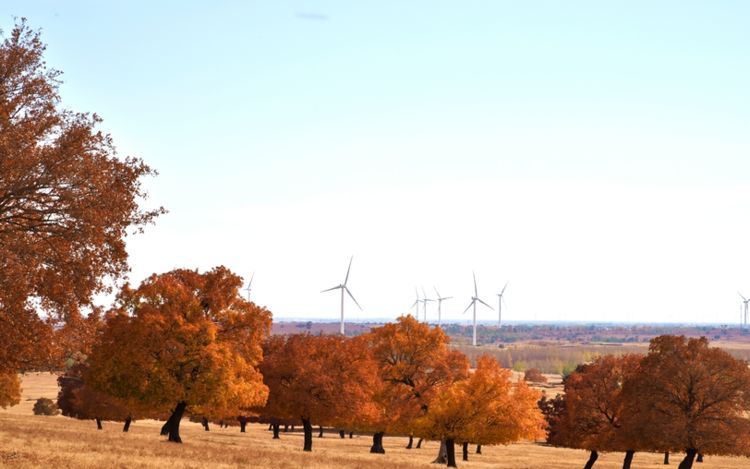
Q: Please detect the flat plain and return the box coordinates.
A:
[1,374,748,468]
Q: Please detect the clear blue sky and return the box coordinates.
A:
[4,2,750,324]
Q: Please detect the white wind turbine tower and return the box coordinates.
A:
[321,256,362,336]
[411,288,421,318]
[433,287,452,327]
[421,287,434,323]
[739,292,750,329]
[497,282,508,326]
[243,272,254,301]
[463,272,493,346]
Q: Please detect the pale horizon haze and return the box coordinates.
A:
[4,2,750,325]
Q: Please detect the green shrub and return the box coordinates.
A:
[33,397,60,416]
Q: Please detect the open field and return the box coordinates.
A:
[1,374,748,468]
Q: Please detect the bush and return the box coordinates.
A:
[524,368,548,383]
[33,397,60,416]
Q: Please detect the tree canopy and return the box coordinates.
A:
[85,266,271,443]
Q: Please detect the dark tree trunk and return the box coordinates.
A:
[123,416,132,432]
[664,452,670,465]
[318,425,324,438]
[239,416,247,433]
[370,432,385,454]
[283,424,288,432]
[406,435,413,449]
[302,418,313,452]
[696,454,703,463]
[476,444,482,454]
[583,450,599,469]
[446,439,457,468]
[268,423,273,431]
[291,425,295,431]
[678,449,697,469]
[416,438,423,448]
[462,442,469,461]
[349,431,353,438]
[95,418,102,430]
[623,450,635,469]
[161,401,187,443]
[272,423,280,439]
[432,440,447,464]
[201,417,210,431]
[339,430,345,439]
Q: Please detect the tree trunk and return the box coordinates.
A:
[349,431,353,438]
[416,438,423,448]
[201,416,210,431]
[678,449,697,469]
[583,450,599,469]
[696,454,703,463]
[432,439,447,464]
[95,418,102,430]
[462,442,469,461]
[239,416,247,433]
[160,401,187,443]
[123,416,132,432]
[406,435,413,449]
[283,424,288,432]
[476,444,482,454]
[272,422,280,439]
[291,425,295,431]
[268,423,273,431]
[370,432,385,454]
[622,450,635,469]
[446,439,457,468]
[664,452,670,465]
[339,430,345,439]
[302,418,313,452]
[318,425,324,438]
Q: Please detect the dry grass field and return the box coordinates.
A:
[1,374,748,468]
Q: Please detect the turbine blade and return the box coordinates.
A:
[740,292,747,302]
[345,287,362,310]
[344,256,353,285]
[463,300,474,314]
[444,296,453,300]
[477,298,494,310]
[473,271,478,297]
[500,281,508,295]
[321,285,341,293]
[249,272,255,287]
[434,286,440,297]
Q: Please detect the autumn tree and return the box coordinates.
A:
[259,334,379,452]
[546,354,643,469]
[0,19,163,403]
[365,315,470,456]
[0,372,21,408]
[623,336,750,469]
[86,267,271,443]
[58,363,136,431]
[415,355,545,468]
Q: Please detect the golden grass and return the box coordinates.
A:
[1,374,748,468]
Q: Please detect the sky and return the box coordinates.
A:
[3,1,750,324]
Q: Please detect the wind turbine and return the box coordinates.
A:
[411,288,421,318]
[497,282,508,326]
[433,287,452,327]
[739,292,750,329]
[463,272,493,346]
[244,272,254,301]
[321,256,362,336]
[421,287,434,323]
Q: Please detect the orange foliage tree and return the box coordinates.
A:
[623,336,750,469]
[58,363,136,431]
[259,333,379,452]
[548,354,643,469]
[0,19,163,402]
[415,355,545,468]
[365,315,470,455]
[85,267,271,443]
